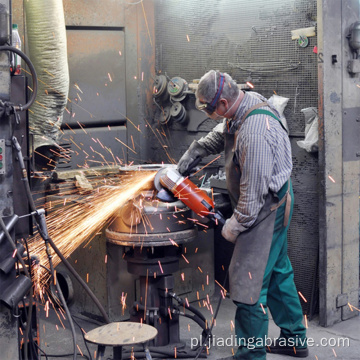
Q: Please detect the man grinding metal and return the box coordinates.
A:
[177,70,308,359]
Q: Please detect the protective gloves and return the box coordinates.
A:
[177,140,208,175]
[221,214,247,243]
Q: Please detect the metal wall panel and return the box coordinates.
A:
[63,0,125,27]
[65,29,126,127]
[155,0,317,135]
[57,126,127,170]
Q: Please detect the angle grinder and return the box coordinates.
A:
[154,165,225,225]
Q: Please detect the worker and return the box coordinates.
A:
[178,70,308,359]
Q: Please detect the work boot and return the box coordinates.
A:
[266,339,309,358]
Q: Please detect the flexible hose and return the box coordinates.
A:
[169,292,207,323]
[180,312,207,331]
[45,235,110,324]
[24,0,69,147]
[0,45,38,111]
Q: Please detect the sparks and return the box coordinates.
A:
[158,260,164,274]
[186,34,190,42]
[348,302,360,312]
[28,172,156,286]
[266,117,270,130]
[260,303,266,314]
[246,81,254,89]
[298,291,307,303]
[328,175,336,183]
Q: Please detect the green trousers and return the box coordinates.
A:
[234,182,307,360]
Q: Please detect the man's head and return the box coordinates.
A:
[195,70,241,120]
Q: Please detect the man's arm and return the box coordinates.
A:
[178,120,226,175]
[197,120,226,155]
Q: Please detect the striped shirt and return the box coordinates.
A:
[198,91,292,229]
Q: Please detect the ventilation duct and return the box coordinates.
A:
[24,0,69,163]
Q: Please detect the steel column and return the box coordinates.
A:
[318,0,360,327]
[0,0,21,358]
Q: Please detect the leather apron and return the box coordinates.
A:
[225,102,290,305]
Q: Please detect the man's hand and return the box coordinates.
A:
[177,141,208,175]
[221,214,246,243]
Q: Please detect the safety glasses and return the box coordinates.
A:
[195,71,225,115]
[195,98,216,115]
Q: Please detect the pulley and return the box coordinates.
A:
[167,76,188,102]
[159,105,172,125]
[153,74,169,102]
[170,102,187,124]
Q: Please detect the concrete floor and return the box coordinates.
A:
[39,292,360,360]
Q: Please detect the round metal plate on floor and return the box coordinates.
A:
[84,322,158,346]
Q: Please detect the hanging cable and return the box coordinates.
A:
[0,45,38,111]
[12,136,110,324]
[193,270,230,360]
[0,216,33,360]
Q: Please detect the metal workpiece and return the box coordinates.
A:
[107,231,195,248]
[104,165,212,350]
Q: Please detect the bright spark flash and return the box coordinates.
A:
[28,172,156,287]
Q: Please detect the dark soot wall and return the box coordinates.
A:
[153,0,318,315]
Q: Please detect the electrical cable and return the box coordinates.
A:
[193,270,230,360]
[0,45,38,111]
[72,316,93,360]
[39,353,89,359]
[0,45,38,360]
[45,237,111,324]
[45,241,78,360]
[11,136,78,359]
[34,342,48,360]
[125,349,207,359]
[12,135,111,325]
[21,300,41,360]
[0,216,33,360]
